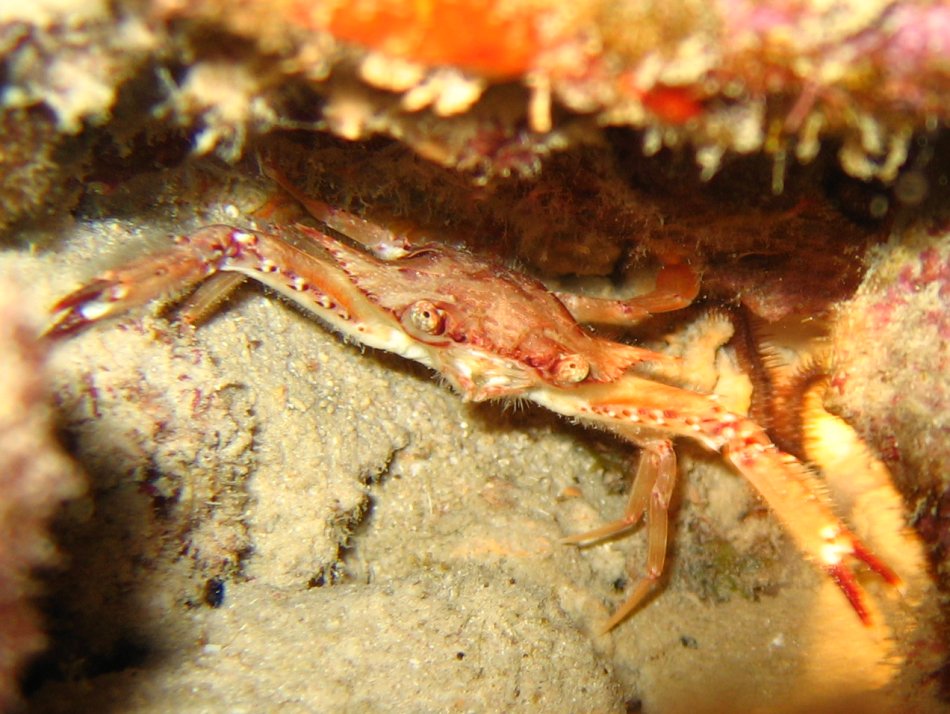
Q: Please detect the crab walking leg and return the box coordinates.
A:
[561,441,675,544]
[531,376,901,628]
[177,272,248,325]
[606,442,677,632]
[561,440,679,632]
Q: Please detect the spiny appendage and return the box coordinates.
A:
[727,440,901,625]
[46,226,255,338]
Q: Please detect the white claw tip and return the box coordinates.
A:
[79,300,112,321]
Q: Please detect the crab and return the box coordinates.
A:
[46,185,901,632]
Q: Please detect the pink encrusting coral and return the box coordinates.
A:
[719,0,950,108]
[830,218,950,588]
[0,278,81,708]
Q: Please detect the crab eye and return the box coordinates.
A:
[553,353,590,384]
[403,300,445,338]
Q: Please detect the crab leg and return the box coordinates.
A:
[561,440,673,544]
[534,376,901,627]
[174,272,248,325]
[264,163,417,259]
[563,440,678,632]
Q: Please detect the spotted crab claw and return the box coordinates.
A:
[46,229,231,338]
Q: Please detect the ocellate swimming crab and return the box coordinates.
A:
[47,182,901,632]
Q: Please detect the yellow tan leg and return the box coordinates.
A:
[177,272,248,326]
[602,440,677,632]
[561,440,672,544]
[562,439,678,632]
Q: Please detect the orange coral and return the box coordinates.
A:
[292,0,552,77]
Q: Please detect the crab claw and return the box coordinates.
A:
[46,279,131,338]
[555,262,700,326]
[45,226,243,339]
